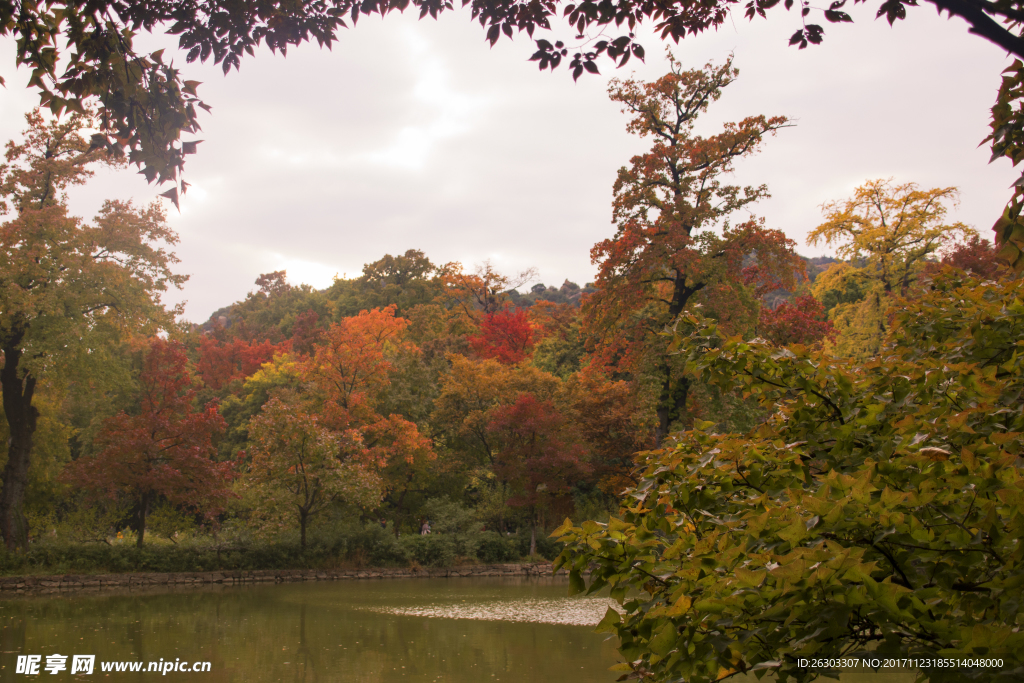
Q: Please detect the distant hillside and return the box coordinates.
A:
[197,272,597,335]
[507,280,597,308]
[198,253,843,333]
[804,255,841,282]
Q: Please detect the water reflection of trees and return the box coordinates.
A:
[0,580,617,682]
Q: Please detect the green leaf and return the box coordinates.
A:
[551,518,575,538]
[568,570,585,596]
[777,518,808,544]
[594,606,622,634]
[648,622,677,656]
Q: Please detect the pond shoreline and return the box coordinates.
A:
[0,562,563,595]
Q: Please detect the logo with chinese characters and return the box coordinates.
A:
[16,655,95,675]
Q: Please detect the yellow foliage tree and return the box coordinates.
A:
[809,179,975,295]
[822,290,888,361]
[808,179,975,361]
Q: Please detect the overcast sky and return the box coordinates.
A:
[0,5,1017,322]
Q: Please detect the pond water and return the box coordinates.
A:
[0,577,620,683]
[0,577,917,683]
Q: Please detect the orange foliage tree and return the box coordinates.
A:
[528,300,577,340]
[561,365,655,495]
[304,306,433,494]
[436,261,536,316]
[63,339,232,547]
[431,355,561,470]
[584,55,803,442]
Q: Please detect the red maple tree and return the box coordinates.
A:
[468,307,534,364]
[196,336,284,390]
[923,234,1016,281]
[757,295,836,347]
[290,309,324,355]
[64,339,232,546]
[528,300,577,341]
[488,394,591,555]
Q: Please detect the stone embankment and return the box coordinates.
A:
[0,563,560,595]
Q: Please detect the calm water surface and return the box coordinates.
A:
[0,576,620,683]
[0,576,917,683]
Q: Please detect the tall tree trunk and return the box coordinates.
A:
[300,511,308,550]
[653,275,700,446]
[529,517,537,558]
[1,343,37,551]
[135,494,150,548]
[392,484,409,538]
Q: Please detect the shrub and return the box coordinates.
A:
[341,521,409,567]
[513,533,562,560]
[475,531,519,563]
[400,534,456,567]
[419,499,482,559]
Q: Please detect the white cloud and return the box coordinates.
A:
[270,254,342,290]
[359,25,489,170]
[0,6,1016,321]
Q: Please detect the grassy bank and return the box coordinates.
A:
[0,522,563,576]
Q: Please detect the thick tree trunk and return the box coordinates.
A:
[300,511,308,550]
[652,274,702,446]
[1,343,37,551]
[529,518,537,557]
